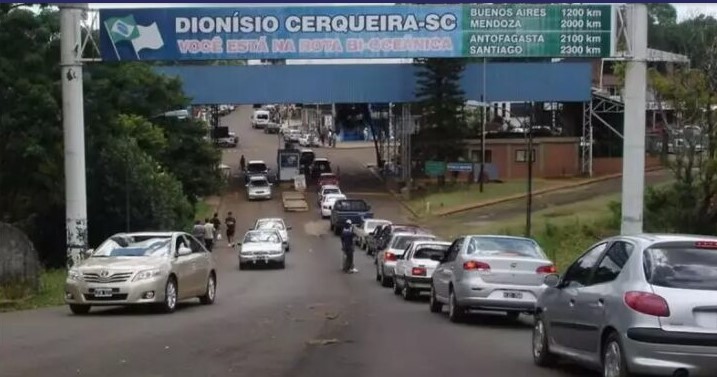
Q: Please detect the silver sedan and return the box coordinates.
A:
[533,234,717,377]
[430,235,554,322]
[65,232,216,315]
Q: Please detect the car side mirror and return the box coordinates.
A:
[544,274,561,288]
[177,246,192,257]
[83,248,94,258]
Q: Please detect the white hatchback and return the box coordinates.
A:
[394,241,451,300]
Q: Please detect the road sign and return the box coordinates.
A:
[447,162,474,172]
[99,4,613,61]
[424,161,446,177]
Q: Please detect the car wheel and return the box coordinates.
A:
[603,332,630,377]
[362,241,367,250]
[159,277,178,314]
[334,227,342,236]
[533,316,557,367]
[277,261,286,269]
[69,304,91,315]
[329,223,334,231]
[199,273,216,305]
[392,277,401,295]
[448,289,466,323]
[429,286,443,313]
[239,262,246,270]
[402,284,415,301]
[375,265,381,282]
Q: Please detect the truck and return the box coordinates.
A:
[329,199,374,236]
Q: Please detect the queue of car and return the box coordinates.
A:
[354,216,717,377]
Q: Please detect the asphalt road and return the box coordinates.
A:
[0,106,593,377]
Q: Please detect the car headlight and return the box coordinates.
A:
[68,269,83,281]
[132,269,162,282]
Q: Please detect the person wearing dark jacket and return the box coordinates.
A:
[340,220,357,273]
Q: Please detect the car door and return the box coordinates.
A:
[187,234,212,294]
[395,244,414,285]
[574,240,634,354]
[546,242,608,354]
[173,235,197,299]
[434,238,464,301]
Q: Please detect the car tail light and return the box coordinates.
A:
[624,291,671,317]
[385,252,397,262]
[695,241,717,249]
[536,265,557,274]
[463,261,490,271]
[411,267,427,276]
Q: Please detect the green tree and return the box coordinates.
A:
[0,7,221,266]
[413,58,468,165]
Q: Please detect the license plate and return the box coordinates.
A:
[94,288,113,297]
[503,291,523,299]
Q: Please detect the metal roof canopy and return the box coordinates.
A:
[154,62,593,105]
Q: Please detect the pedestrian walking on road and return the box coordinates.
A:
[211,213,222,245]
[192,220,205,240]
[341,220,357,273]
[240,155,246,172]
[203,218,215,251]
[225,212,237,247]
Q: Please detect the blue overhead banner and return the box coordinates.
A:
[99,4,614,61]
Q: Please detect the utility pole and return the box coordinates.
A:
[479,58,487,192]
[526,103,535,238]
[621,4,648,234]
[59,3,88,267]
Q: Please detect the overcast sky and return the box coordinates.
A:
[89,3,717,20]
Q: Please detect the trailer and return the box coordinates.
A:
[282,191,309,212]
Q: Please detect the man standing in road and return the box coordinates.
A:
[341,220,358,273]
[240,154,246,172]
[203,217,215,251]
[225,212,237,247]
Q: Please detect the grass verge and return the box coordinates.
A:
[194,200,213,220]
[407,179,576,217]
[430,193,620,271]
[0,269,66,312]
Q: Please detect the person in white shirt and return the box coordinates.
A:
[203,218,215,251]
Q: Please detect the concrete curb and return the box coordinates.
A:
[431,166,665,218]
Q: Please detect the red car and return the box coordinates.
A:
[318,173,339,187]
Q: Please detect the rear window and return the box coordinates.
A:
[247,163,267,173]
[414,245,449,259]
[391,236,435,250]
[256,113,269,120]
[466,237,544,259]
[644,248,717,291]
[334,200,369,212]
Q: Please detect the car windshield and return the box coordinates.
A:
[323,188,340,195]
[414,245,450,259]
[256,113,269,120]
[93,236,171,257]
[313,162,331,172]
[255,220,285,230]
[391,235,435,250]
[466,237,544,259]
[250,179,269,187]
[365,221,389,232]
[334,200,369,212]
[644,247,717,291]
[244,231,281,244]
[247,163,267,173]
